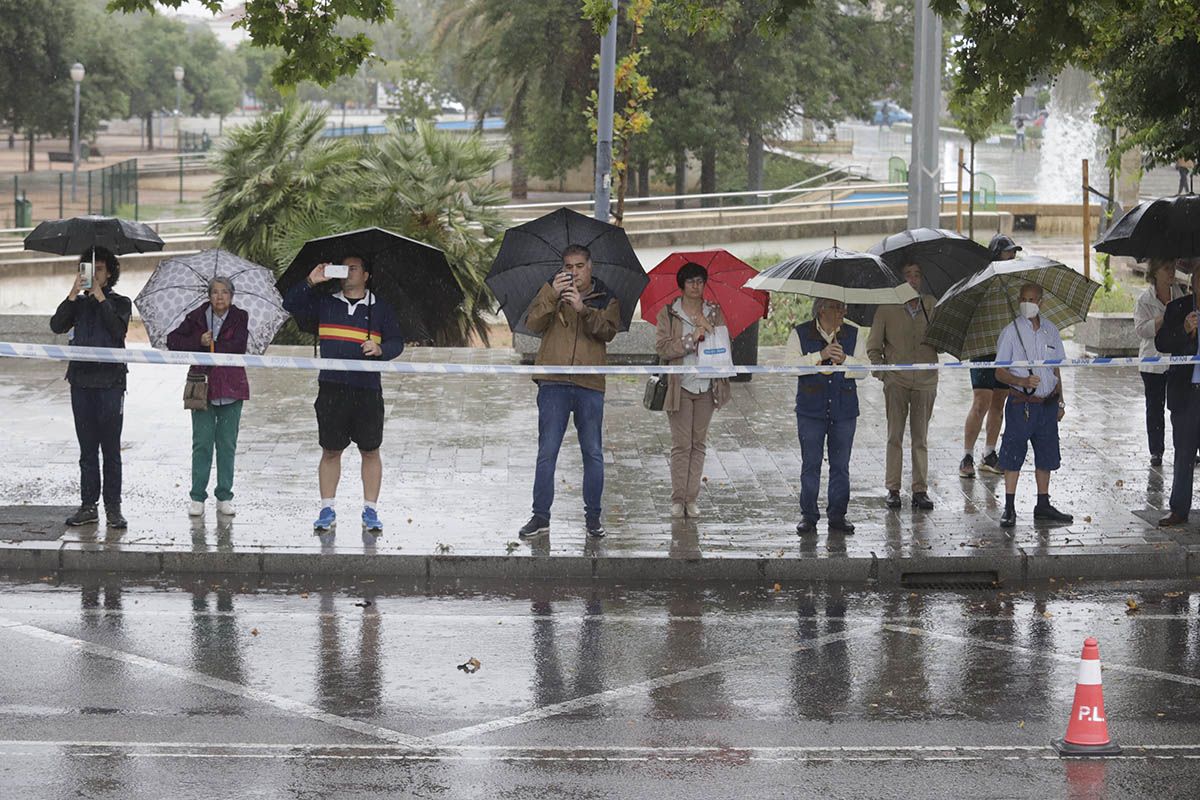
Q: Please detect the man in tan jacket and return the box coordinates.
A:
[867,262,938,510]
[518,244,621,540]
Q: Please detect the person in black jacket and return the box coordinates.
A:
[49,247,131,528]
[1155,267,1200,527]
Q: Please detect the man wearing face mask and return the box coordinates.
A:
[994,283,1071,528]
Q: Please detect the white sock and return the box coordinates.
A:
[364,500,377,511]
[321,498,335,510]
[964,450,973,459]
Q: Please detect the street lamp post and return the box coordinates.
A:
[173,65,185,152]
[70,62,85,203]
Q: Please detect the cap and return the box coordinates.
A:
[989,233,1022,255]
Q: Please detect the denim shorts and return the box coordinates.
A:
[998,397,1061,471]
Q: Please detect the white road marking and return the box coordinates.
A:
[884,624,1200,687]
[427,626,873,744]
[0,617,423,747]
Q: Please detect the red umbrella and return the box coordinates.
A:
[640,250,769,338]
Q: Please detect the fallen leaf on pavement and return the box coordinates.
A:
[773,583,782,592]
[1042,611,1053,619]
[505,541,521,554]
[354,601,372,608]
[250,628,259,636]
[1164,591,1183,598]
[1125,598,1140,614]
[457,657,482,674]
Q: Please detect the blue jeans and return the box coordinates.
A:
[533,382,605,519]
[797,414,856,523]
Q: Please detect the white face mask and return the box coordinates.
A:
[1019,301,1039,319]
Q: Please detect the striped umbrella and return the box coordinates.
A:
[924,256,1100,359]
[744,246,917,326]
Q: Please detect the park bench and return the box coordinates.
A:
[47,151,73,163]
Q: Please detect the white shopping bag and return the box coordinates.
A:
[696,325,736,379]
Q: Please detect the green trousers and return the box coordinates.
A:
[190,400,243,502]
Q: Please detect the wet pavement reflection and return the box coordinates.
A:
[0,574,1198,797]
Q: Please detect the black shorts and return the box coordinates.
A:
[314,382,384,452]
[969,355,1006,391]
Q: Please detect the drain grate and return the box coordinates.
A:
[900,570,999,590]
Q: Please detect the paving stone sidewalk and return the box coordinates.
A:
[1,344,1197,584]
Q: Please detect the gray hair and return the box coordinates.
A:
[1018,282,1043,301]
[208,276,235,297]
[812,297,846,316]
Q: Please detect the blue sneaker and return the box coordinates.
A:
[314,506,336,531]
[362,507,383,532]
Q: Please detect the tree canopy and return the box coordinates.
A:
[932,0,1200,166]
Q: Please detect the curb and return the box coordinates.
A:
[2,542,1196,587]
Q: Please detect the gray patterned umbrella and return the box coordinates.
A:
[134,249,289,355]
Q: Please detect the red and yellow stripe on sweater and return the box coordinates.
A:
[319,324,383,344]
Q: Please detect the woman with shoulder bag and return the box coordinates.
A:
[654,262,732,519]
[167,277,250,517]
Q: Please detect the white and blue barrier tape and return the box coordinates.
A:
[1,341,1197,375]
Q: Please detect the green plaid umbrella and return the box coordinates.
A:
[924,256,1100,359]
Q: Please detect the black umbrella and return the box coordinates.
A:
[743,246,917,327]
[868,227,993,297]
[486,207,648,335]
[275,227,463,344]
[23,215,165,256]
[1094,194,1200,260]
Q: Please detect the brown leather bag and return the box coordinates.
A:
[183,371,208,410]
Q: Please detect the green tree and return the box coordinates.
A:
[947,70,1010,236]
[206,101,362,270]
[124,15,241,150]
[932,0,1200,168]
[272,120,508,345]
[0,0,130,170]
[108,0,394,87]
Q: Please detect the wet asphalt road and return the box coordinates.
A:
[2,575,1200,799]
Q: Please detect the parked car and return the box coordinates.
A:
[869,99,912,126]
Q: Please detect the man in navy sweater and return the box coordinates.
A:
[283,254,404,532]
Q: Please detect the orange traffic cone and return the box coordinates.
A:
[1052,637,1122,756]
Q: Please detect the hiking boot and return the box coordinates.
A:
[362,507,383,532]
[585,514,606,538]
[980,451,1003,475]
[314,506,336,531]
[959,454,975,478]
[1033,503,1073,524]
[106,505,127,529]
[65,504,98,526]
[518,515,549,539]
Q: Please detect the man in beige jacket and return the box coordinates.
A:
[517,244,621,540]
[867,263,938,510]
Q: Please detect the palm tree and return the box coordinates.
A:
[206,100,361,269]
[269,119,509,346]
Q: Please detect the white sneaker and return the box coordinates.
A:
[188,500,204,517]
[670,503,685,518]
[685,502,701,518]
[216,500,236,516]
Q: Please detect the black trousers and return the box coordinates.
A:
[1141,372,1168,457]
[70,386,124,507]
[1169,388,1200,516]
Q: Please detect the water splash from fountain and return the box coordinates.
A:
[1035,67,1104,203]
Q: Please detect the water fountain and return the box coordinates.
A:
[1035,67,1105,203]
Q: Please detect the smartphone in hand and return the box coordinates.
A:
[79,262,94,290]
[325,264,350,279]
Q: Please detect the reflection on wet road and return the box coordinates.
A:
[1,576,1199,797]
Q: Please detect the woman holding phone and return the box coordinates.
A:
[167,276,250,517]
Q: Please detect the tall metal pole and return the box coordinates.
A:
[174,65,185,154]
[955,146,964,233]
[1082,158,1091,280]
[908,0,942,229]
[70,63,84,203]
[593,0,618,222]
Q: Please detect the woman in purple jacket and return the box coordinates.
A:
[167,277,250,517]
